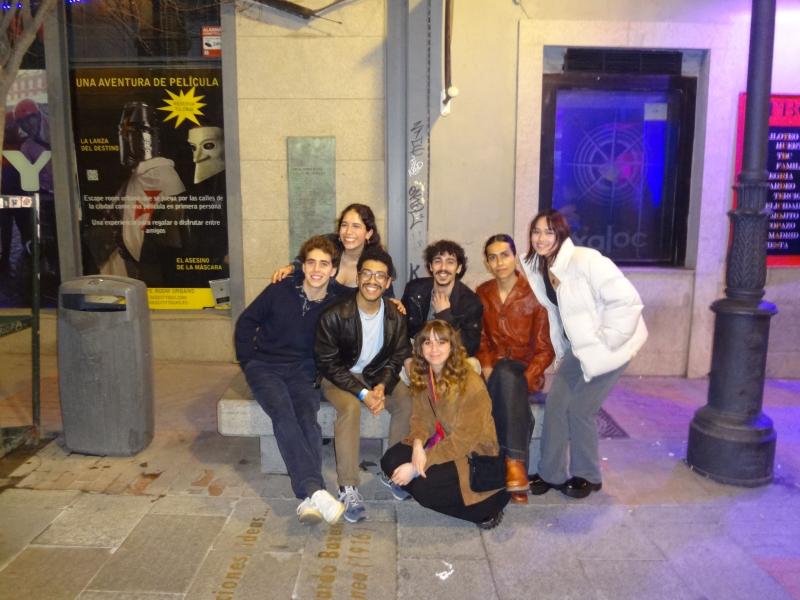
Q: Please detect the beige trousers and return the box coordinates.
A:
[321,378,412,488]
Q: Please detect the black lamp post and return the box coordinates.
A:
[686,0,778,487]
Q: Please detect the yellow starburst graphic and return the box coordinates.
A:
[157,87,206,128]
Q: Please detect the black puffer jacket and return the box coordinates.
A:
[314,292,411,396]
[401,278,483,356]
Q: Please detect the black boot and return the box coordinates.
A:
[476,509,504,530]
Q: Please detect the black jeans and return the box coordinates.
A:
[244,360,324,499]
[381,443,509,524]
[487,359,533,465]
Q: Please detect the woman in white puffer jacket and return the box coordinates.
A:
[520,210,647,498]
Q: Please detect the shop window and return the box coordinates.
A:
[67,0,221,62]
[539,53,696,266]
[1,39,57,307]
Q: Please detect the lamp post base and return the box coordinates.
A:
[686,298,777,487]
[687,407,776,487]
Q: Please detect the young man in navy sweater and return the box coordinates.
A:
[235,235,347,525]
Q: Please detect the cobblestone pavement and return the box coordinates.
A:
[0,359,798,599]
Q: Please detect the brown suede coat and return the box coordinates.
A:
[476,272,555,392]
[403,369,503,506]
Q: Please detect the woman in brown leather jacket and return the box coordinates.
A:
[380,320,510,529]
[476,234,555,504]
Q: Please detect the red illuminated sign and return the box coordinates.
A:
[735,94,800,267]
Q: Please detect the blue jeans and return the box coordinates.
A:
[243,360,324,499]
[487,359,533,465]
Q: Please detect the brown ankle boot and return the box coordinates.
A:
[510,491,528,504]
[505,457,529,492]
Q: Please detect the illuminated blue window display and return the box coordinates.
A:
[541,77,695,265]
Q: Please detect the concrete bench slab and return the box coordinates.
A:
[218,372,544,474]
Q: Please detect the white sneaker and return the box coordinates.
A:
[338,486,367,523]
[296,497,323,525]
[311,489,345,524]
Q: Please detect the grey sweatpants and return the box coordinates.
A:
[537,349,627,484]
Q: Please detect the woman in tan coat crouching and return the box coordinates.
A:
[380,320,510,529]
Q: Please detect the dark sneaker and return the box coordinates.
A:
[338,486,367,523]
[477,509,504,530]
[378,472,411,501]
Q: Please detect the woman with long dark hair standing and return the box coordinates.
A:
[381,320,509,528]
[522,210,648,498]
[272,203,387,288]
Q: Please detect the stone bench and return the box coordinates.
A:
[217,372,545,474]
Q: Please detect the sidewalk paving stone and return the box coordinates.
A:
[166,462,264,497]
[185,432,258,465]
[716,492,800,523]
[396,502,484,559]
[212,497,308,554]
[554,505,666,561]
[397,557,499,600]
[579,558,696,600]
[0,488,79,509]
[78,592,184,599]
[0,546,110,600]
[257,473,297,500]
[490,566,595,600]
[0,504,64,570]
[482,507,628,599]
[185,549,300,600]
[293,521,396,600]
[362,500,399,523]
[724,519,800,557]
[87,514,226,594]
[149,495,236,517]
[34,494,153,547]
[482,510,584,574]
[754,558,800,599]
[645,522,794,600]
[0,489,79,570]
[628,502,725,524]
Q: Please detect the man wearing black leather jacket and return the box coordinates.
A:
[402,240,483,356]
[315,246,412,522]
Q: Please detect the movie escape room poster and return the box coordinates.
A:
[70,66,228,310]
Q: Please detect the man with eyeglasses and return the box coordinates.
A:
[315,246,412,522]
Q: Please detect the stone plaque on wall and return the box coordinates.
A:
[287,137,336,261]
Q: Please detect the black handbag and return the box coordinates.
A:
[467,452,506,492]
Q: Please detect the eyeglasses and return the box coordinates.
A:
[359,269,389,283]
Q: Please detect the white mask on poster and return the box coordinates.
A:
[188,126,225,184]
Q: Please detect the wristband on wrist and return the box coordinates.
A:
[358,388,369,401]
